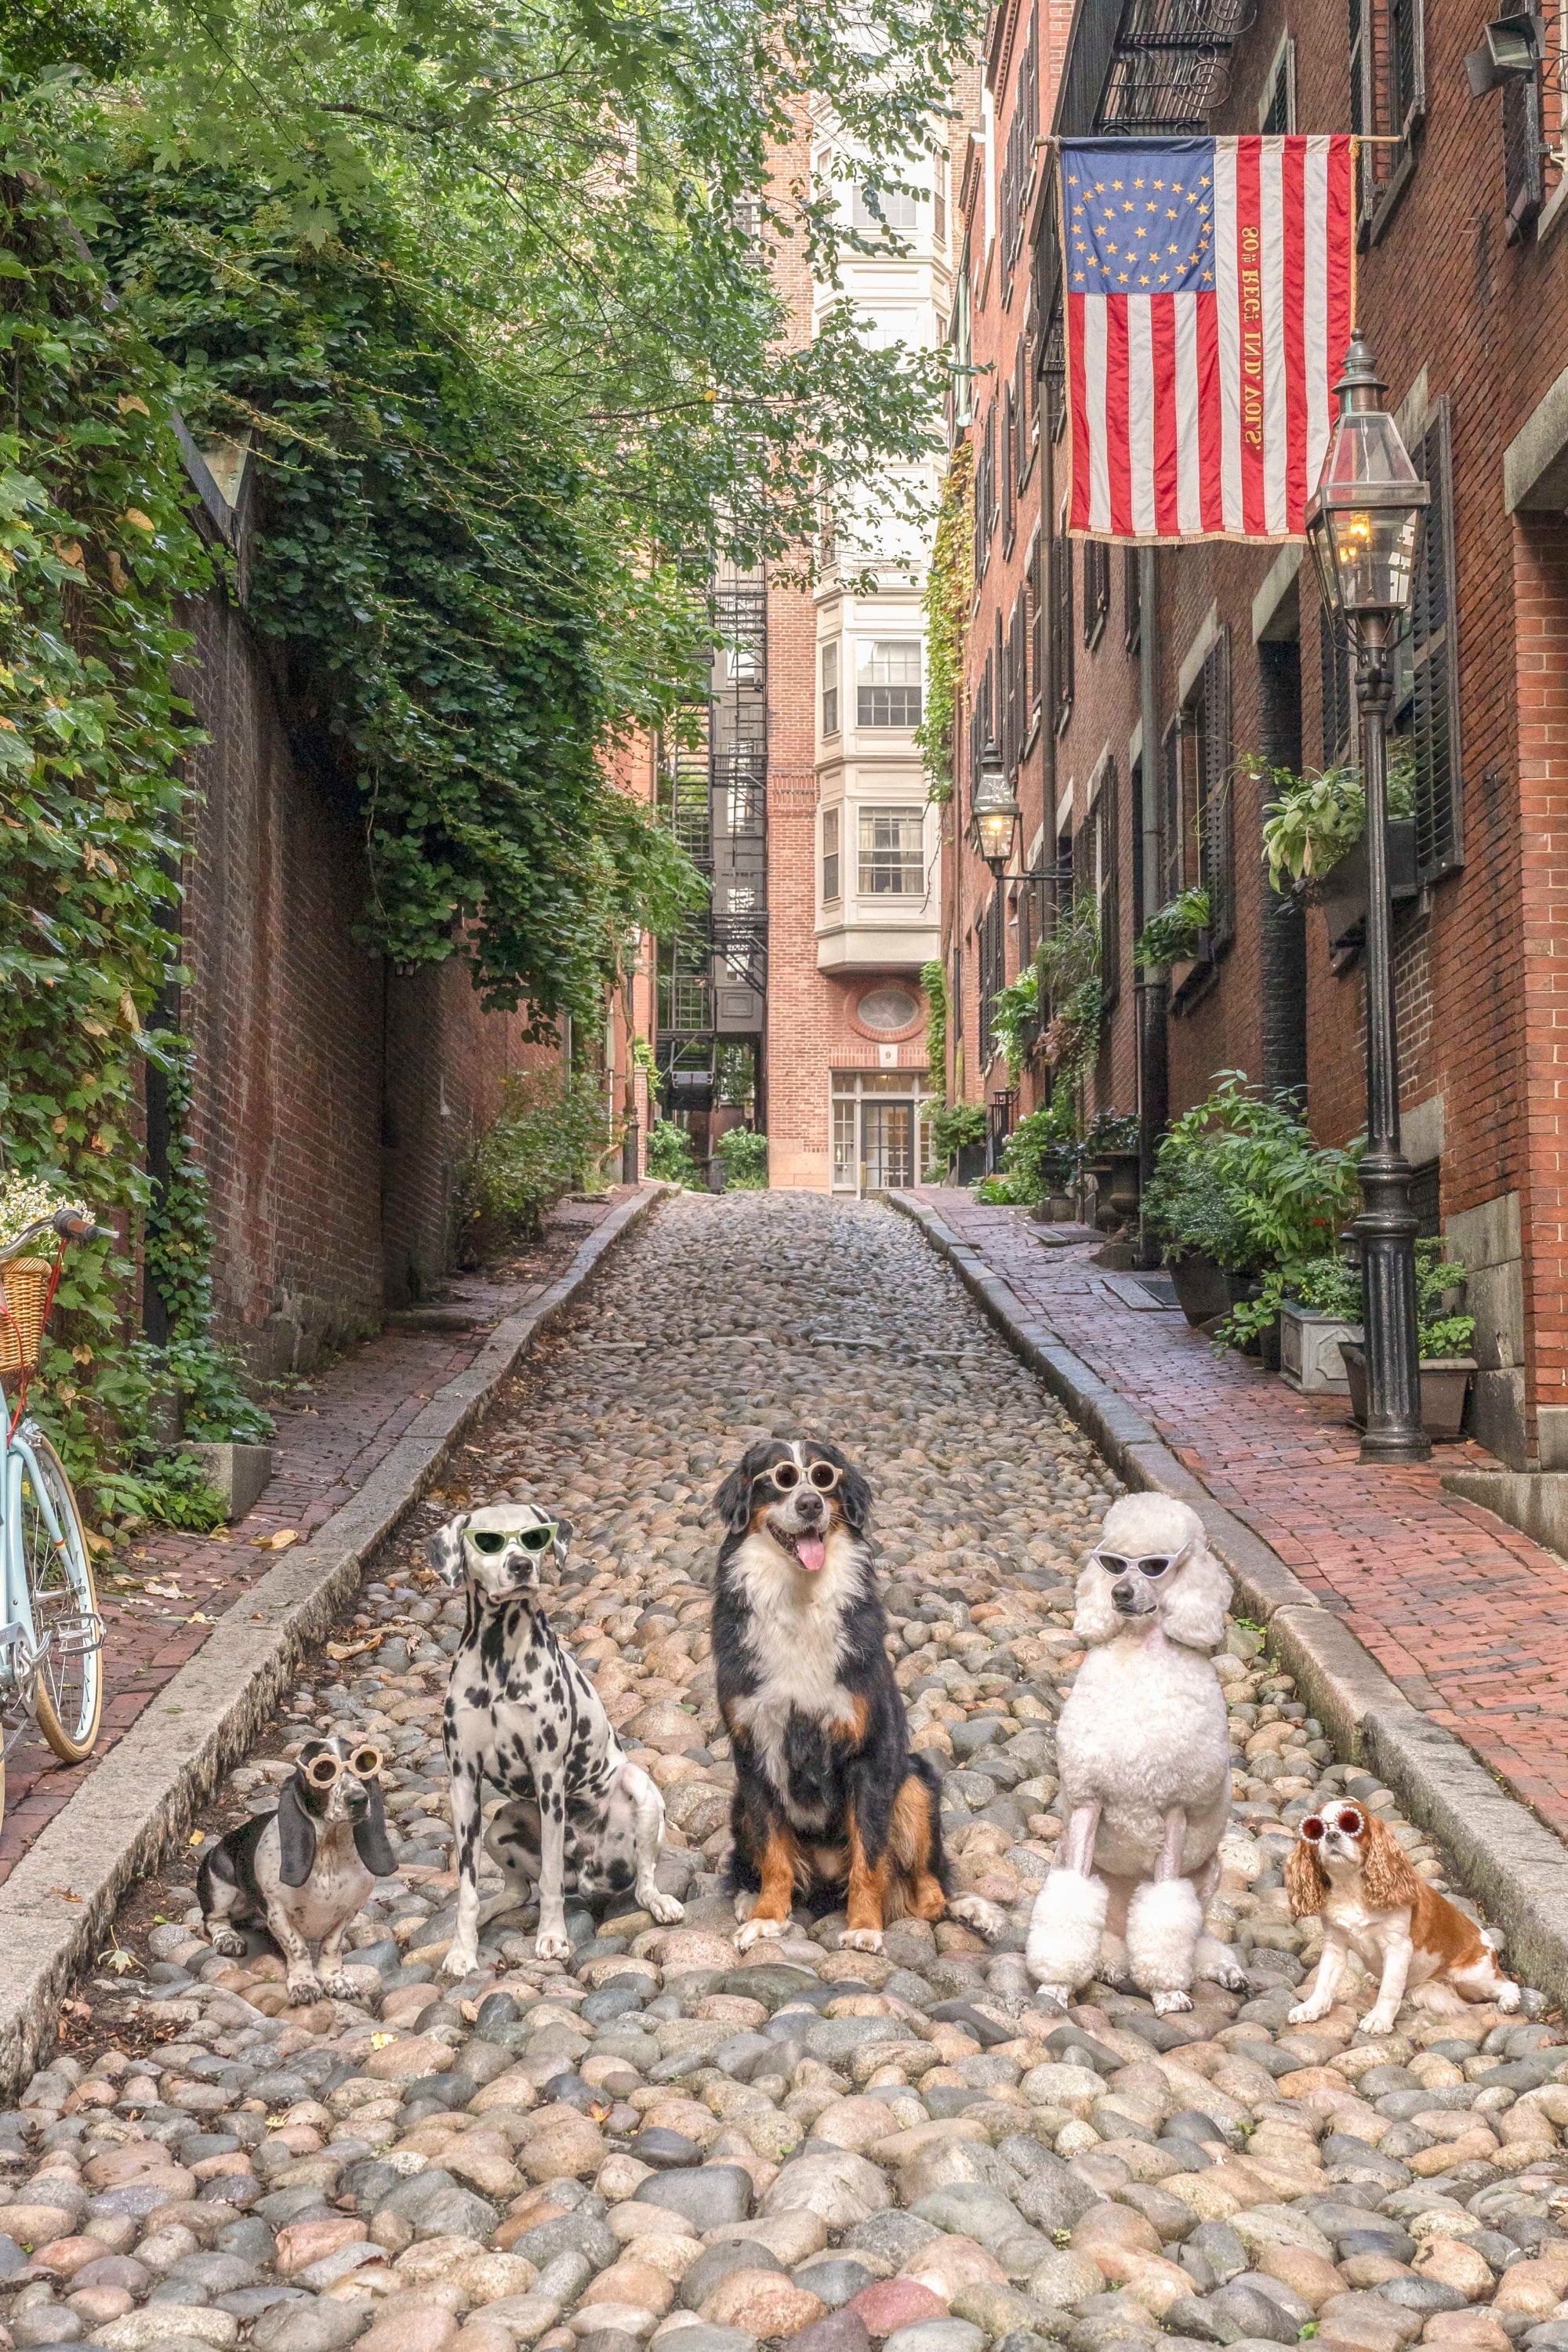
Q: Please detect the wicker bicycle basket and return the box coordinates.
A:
[0,1258,56,1381]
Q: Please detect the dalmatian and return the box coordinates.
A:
[429,1502,684,1974]
[197,1736,398,2001]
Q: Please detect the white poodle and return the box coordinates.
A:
[1025,1492,1246,2015]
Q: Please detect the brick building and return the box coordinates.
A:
[163,440,652,1376]
[652,107,975,1192]
[942,0,1568,1483]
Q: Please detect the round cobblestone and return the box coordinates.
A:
[15,1197,1563,2352]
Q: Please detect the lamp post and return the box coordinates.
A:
[1305,335,1431,1465]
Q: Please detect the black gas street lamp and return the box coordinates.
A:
[1305,334,1431,1465]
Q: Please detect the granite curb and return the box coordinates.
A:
[890,1188,1568,2002]
[0,1182,666,2090]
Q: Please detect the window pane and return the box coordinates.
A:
[858,805,926,895]
[822,641,839,736]
[856,640,923,728]
[852,183,920,232]
[833,1098,857,1188]
[822,806,840,902]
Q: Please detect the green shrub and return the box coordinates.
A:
[455,1069,617,1254]
[926,1101,986,1178]
[647,1120,702,1185]
[989,965,1040,1082]
[1084,1109,1141,1157]
[717,1129,768,1190]
[975,1097,1079,1207]
[1290,1240,1475,1359]
[1143,1073,1363,1352]
[96,1450,228,1534]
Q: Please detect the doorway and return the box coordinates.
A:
[830,1070,932,1194]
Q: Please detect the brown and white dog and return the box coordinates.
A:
[712,1436,1004,1955]
[1286,1799,1519,2034]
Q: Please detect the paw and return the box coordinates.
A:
[1033,1984,1073,2009]
[1498,1980,1522,2013]
[320,1972,359,2001]
[1152,1989,1193,2016]
[535,1929,573,1964]
[1359,2008,1397,2035]
[209,1929,246,1958]
[1287,2000,1330,2025]
[734,1914,786,1951]
[285,1973,323,2004]
[840,1927,884,1954]
[442,1943,478,1980]
[949,1893,1007,1941]
[643,1889,685,1926]
[1201,1953,1250,1992]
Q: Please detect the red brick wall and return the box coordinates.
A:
[180,590,552,1374]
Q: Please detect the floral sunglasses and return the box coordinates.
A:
[1301,1805,1366,1842]
[303,1744,383,1788]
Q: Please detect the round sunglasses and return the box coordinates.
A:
[763,1460,842,1494]
[1301,1805,1366,1842]
[468,1523,557,1556]
[303,1744,383,1788]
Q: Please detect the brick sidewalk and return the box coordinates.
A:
[0,1192,633,1883]
[916,1186,1568,1847]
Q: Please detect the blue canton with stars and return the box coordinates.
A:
[1061,139,1218,295]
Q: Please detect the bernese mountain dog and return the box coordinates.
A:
[711,1435,1005,1954]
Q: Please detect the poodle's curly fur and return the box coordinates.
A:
[1026,1493,1241,2006]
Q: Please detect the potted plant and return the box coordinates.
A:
[1255,752,1419,956]
[1135,886,1211,1003]
[1337,1242,1479,1441]
[1279,1254,1363,1396]
[927,1101,987,1185]
[1083,1109,1142,1236]
[974,1095,1079,1214]
[1142,1074,1363,1356]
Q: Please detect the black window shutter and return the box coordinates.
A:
[1319,600,1352,765]
[1504,68,1545,241]
[1411,394,1462,882]
[1099,756,1120,1013]
[1200,633,1235,948]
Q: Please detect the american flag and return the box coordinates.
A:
[1061,135,1356,543]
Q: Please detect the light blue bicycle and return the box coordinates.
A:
[0,1205,114,1826]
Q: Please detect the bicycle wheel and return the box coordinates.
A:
[16,1430,102,1762]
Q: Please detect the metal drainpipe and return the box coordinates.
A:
[1037,411,1056,1111]
[1136,546,1167,1270]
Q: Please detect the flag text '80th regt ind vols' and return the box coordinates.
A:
[1062,135,1356,543]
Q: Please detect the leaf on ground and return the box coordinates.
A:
[253,1530,301,1551]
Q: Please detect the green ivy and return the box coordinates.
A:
[915,444,972,801]
[920,956,947,1098]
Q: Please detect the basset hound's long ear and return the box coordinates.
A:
[426,1513,470,1585]
[354,1777,398,1878]
[275,1778,318,1889]
[1285,1835,1330,1918]
[1361,1813,1422,1910]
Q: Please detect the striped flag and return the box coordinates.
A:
[1062,134,1356,543]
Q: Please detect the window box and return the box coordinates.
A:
[1279,1303,1363,1396]
[1316,818,1419,956]
[1168,929,1216,1011]
[1338,1341,1476,1442]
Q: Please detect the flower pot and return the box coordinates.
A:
[1316,819,1419,955]
[955,1142,986,1185]
[1169,1252,1257,1328]
[1338,1342,1477,1441]
[1279,1303,1363,1396]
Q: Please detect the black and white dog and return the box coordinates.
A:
[198,1737,397,2001]
[429,1502,684,1976]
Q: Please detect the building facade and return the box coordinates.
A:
[944,0,1568,1482]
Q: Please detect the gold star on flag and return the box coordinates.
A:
[1200,173,1211,185]
[1139,274,1151,285]
[1112,179,1123,189]
[1158,270,1170,282]
[1202,268,1214,281]
[1134,225,1147,238]
[1154,178,1165,189]
[1117,270,1130,281]
[1167,207,1178,218]
[1134,177,1145,187]
[1073,268,1086,281]
[1094,181,1105,192]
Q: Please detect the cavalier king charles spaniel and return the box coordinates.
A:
[1286,1799,1519,2034]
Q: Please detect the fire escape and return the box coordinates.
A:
[655,569,768,1117]
[1057,0,1247,133]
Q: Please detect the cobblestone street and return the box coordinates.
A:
[7,1194,1568,2352]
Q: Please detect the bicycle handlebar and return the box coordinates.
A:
[0,1210,114,1266]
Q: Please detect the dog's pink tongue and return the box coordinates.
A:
[797,1536,827,1573]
